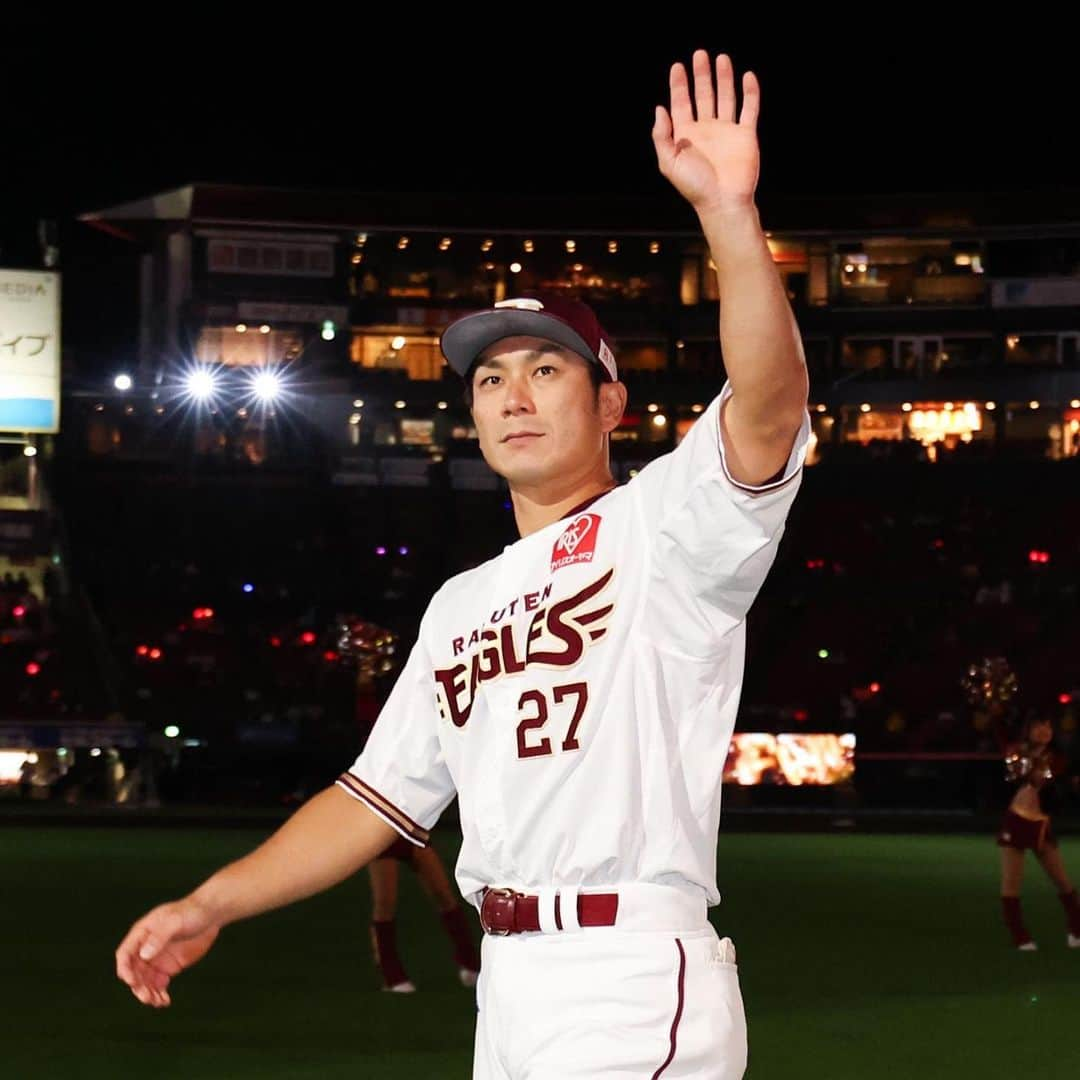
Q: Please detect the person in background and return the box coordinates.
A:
[997,710,1080,950]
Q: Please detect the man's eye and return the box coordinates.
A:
[536,365,556,376]
[480,374,500,386]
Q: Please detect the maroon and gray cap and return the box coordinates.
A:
[440,293,617,381]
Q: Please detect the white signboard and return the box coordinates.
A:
[0,269,61,433]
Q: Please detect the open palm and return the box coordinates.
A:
[653,51,761,212]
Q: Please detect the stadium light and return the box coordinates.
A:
[114,374,133,392]
[251,370,282,402]
[186,369,217,401]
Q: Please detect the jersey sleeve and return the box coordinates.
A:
[631,380,811,652]
[336,618,456,847]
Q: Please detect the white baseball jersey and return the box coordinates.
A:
[338,382,811,908]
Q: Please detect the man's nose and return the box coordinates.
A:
[501,379,535,415]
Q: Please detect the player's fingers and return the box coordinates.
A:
[141,962,173,993]
[138,910,183,962]
[691,49,715,120]
[127,959,157,989]
[139,932,164,962]
[714,54,736,124]
[116,923,154,985]
[668,61,694,131]
[131,983,155,1007]
[116,950,134,987]
[740,71,760,130]
[652,106,676,172]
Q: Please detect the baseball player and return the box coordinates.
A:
[116,50,809,1078]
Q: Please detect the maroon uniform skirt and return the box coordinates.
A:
[996,809,1056,851]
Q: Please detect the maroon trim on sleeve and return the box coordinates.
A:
[335,772,430,845]
[715,393,808,495]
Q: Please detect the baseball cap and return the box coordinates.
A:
[440,293,617,381]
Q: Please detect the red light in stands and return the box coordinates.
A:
[870,682,881,694]
[1059,693,1071,705]
[149,648,162,661]
[270,636,282,647]
[136,645,149,656]
[300,631,317,645]
[1028,550,1050,564]
[12,605,26,618]
[192,607,216,620]
[323,650,339,662]
[26,662,41,677]
[933,539,945,550]
[793,709,809,723]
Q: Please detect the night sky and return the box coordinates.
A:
[3,23,1076,360]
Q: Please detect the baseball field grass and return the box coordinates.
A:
[3,825,1079,1078]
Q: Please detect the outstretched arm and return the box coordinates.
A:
[653,50,808,486]
[115,785,397,1007]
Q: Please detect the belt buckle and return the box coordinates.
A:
[481,887,518,936]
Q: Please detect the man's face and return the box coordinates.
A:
[469,336,622,488]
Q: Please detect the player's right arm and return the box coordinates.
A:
[115,785,396,1008]
[652,50,807,486]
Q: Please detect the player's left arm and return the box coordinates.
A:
[653,50,808,487]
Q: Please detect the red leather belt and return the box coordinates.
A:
[480,887,619,935]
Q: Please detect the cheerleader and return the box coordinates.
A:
[997,714,1080,950]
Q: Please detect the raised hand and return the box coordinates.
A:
[652,50,761,214]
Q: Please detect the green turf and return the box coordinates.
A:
[3,827,1079,1078]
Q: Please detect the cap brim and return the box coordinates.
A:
[440,310,598,378]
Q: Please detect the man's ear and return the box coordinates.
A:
[598,381,628,434]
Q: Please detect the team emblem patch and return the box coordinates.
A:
[552,513,601,572]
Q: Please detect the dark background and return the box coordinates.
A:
[3,22,1075,365]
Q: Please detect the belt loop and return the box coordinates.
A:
[560,885,582,932]
[537,887,559,934]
